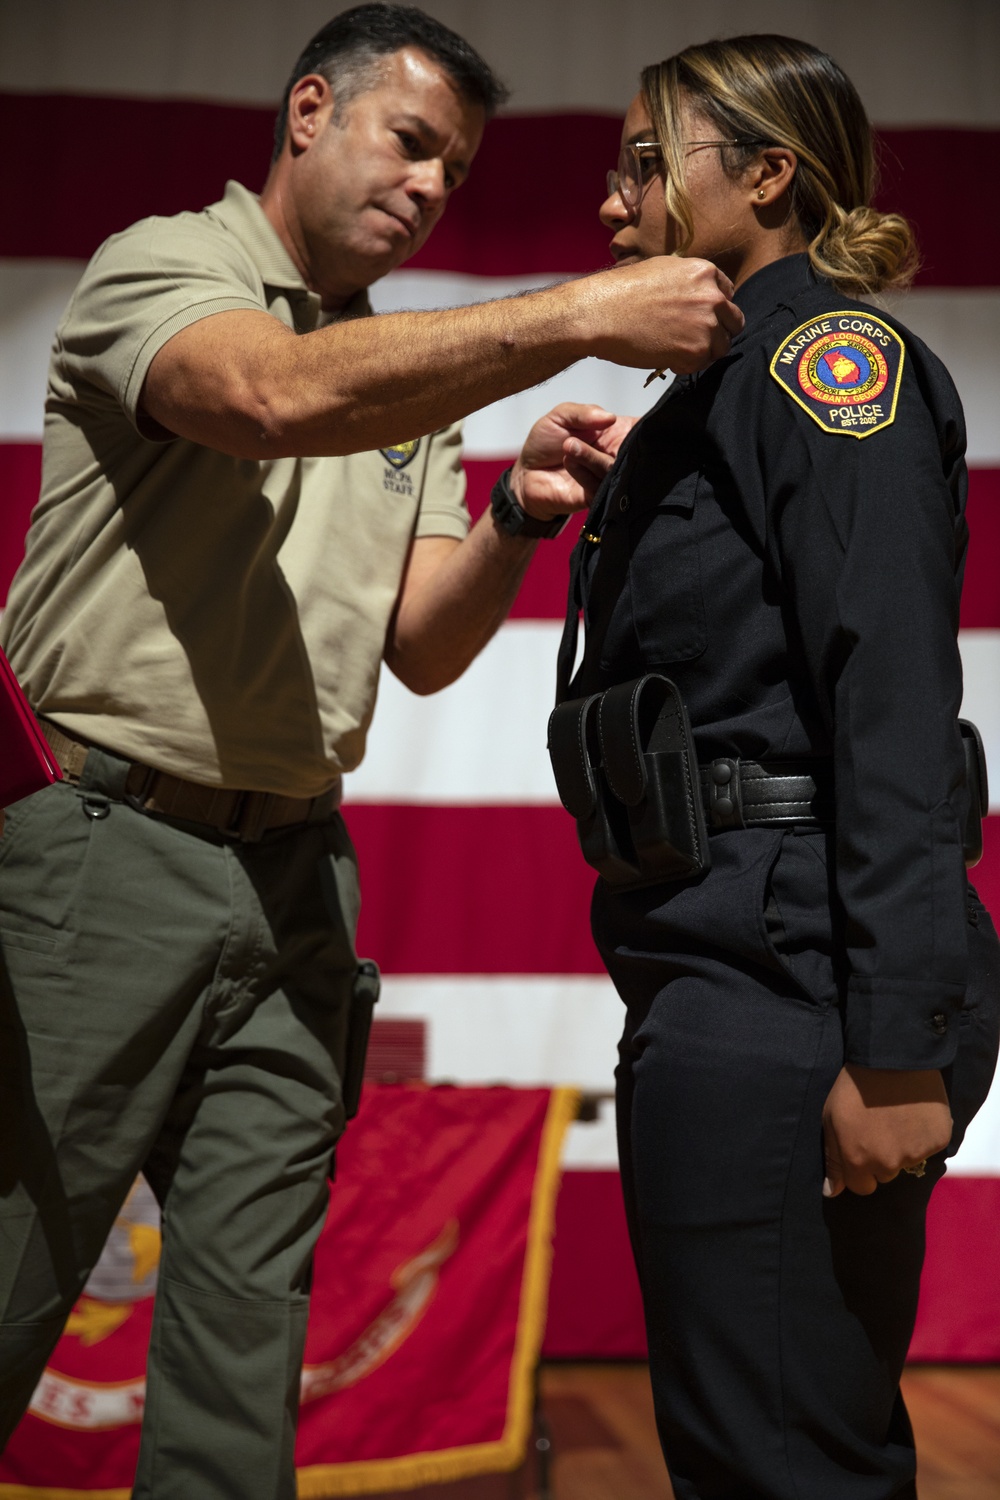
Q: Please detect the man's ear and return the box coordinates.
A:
[286,74,333,153]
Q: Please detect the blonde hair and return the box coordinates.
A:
[640,35,919,296]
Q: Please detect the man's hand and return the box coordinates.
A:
[510,402,637,520]
[822,1064,953,1197]
[577,256,743,375]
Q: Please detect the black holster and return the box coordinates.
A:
[342,958,381,1120]
[547,674,710,891]
[960,718,989,867]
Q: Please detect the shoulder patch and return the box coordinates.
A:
[380,439,421,469]
[769,311,905,439]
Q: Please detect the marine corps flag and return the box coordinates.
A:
[0,1086,577,1498]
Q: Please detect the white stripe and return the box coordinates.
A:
[378,973,622,1168]
[346,620,561,804]
[0,260,82,441]
[883,289,1000,466]
[960,632,1000,812]
[374,275,1000,466]
[375,972,1000,1172]
[347,623,1000,808]
[1,0,997,123]
[950,1066,1000,1175]
[4,264,1000,464]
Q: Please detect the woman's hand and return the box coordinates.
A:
[510,402,637,520]
[822,1064,953,1197]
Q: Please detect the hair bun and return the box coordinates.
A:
[811,203,920,296]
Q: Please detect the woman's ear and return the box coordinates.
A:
[751,147,797,209]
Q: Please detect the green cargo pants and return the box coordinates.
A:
[0,745,360,1498]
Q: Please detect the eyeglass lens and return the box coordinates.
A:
[612,142,662,209]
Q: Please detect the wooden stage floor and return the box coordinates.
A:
[537,1362,1000,1499]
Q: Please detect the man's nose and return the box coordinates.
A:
[408,158,448,209]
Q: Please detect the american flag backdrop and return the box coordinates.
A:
[1,0,998,1358]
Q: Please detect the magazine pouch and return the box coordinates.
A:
[548,674,710,890]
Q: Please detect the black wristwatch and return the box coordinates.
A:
[490,467,568,540]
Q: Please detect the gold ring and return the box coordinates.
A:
[902,1159,928,1178]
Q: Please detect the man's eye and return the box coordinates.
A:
[397,131,422,155]
[444,171,457,191]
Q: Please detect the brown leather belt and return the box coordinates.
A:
[39,719,342,843]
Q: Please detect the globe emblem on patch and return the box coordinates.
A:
[799,332,889,406]
[380,439,421,469]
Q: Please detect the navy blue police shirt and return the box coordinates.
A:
[558,252,970,1072]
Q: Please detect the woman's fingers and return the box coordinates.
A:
[821,1063,952,1198]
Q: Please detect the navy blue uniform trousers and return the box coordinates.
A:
[595,828,1000,1500]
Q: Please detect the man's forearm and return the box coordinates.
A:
[271,284,583,456]
[384,513,541,695]
[142,258,742,460]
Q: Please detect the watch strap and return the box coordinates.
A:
[490,467,568,540]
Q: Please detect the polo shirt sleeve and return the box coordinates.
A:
[414,420,471,541]
[54,212,266,432]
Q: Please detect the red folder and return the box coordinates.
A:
[0,648,62,805]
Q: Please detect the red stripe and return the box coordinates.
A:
[3,448,997,625]
[3,445,998,629]
[0,93,995,286]
[343,804,604,975]
[3,438,995,627]
[465,460,1000,627]
[546,1171,1000,1361]
[344,804,1000,976]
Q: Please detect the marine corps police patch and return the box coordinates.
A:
[380,439,421,469]
[769,312,905,438]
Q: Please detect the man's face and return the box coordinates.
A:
[289,47,485,305]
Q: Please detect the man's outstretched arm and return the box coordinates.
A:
[140,258,741,460]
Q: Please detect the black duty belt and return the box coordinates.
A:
[698,758,833,832]
[38,718,342,843]
[547,673,830,892]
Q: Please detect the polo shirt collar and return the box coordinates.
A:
[212,179,371,322]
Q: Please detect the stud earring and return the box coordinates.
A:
[757,188,766,200]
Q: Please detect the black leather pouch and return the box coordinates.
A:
[547,691,639,884]
[959,718,989,868]
[548,674,710,889]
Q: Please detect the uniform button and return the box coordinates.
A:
[712,763,732,785]
[618,493,630,512]
[715,796,734,817]
[931,1011,948,1035]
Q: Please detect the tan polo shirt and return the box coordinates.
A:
[1,181,469,797]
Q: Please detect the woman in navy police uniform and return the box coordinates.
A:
[513,34,1000,1500]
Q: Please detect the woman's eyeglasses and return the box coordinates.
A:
[606,138,772,211]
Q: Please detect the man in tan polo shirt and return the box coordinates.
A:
[0,7,741,1493]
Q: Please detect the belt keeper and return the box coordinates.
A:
[124,763,158,812]
[706,758,744,830]
[230,791,275,843]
